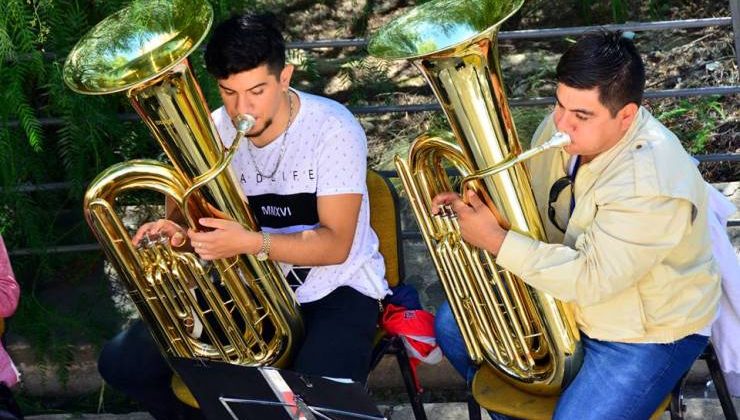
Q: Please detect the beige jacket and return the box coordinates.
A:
[497,107,720,343]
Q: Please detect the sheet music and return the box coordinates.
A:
[170,357,386,420]
[218,396,387,420]
[261,367,316,420]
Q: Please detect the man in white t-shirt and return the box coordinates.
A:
[98,12,389,420]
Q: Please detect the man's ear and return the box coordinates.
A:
[279,64,295,90]
[618,103,639,131]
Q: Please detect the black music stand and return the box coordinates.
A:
[170,357,386,420]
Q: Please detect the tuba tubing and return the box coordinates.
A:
[63,0,303,368]
[369,0,581,396]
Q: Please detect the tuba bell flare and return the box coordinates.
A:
[63,0,303,369]
[369,0,581,396]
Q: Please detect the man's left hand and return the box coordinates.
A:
[187,218,261,260]
[431,190,508,254]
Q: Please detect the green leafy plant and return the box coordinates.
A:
[655,96,727,154]
[335,57,395,105]
[647,0,672,20]
[575,0,629,24]
[0,1,258,410]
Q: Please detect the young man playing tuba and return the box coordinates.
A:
[98,12,389,419]
[433,31,720,419]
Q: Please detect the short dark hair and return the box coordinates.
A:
[204,12,286,79]
[556,30,645,116]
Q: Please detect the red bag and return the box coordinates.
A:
[380,304,442,392]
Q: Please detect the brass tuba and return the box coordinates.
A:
[63,0,303,369]
[369,0,581,397]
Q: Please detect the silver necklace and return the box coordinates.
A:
[246,91,294,179]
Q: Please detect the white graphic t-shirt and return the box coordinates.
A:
[213,89,389,303]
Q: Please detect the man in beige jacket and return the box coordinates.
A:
[433,30,720,419]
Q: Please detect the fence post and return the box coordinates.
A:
[732,0,740,67]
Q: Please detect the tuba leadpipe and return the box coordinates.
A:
[369,0,581,395]
[63,0,302,368]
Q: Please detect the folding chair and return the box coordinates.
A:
[366,170,428,420]
[670,342,738,420]
[467,364,669,420]
[467,343,738,420]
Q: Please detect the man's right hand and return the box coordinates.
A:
[132,219,188,248]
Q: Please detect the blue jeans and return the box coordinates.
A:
[435,301,709,420]
[98,320,202,420]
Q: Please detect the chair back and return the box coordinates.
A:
[367,170,404,288]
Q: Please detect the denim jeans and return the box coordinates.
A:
[98,320,203,420]
[435,301,709,420]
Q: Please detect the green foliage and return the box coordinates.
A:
[15,380,137,416]
[1,0,53,259]
[287,48,322,86]
[655,96,726,154]
[572,0,678,24]
[575,0,629,23]
[512,107,551,148]
[1,1,45,153]
[372,111,450,172]
[0,0,259,393]
[647,0,672,20]
[335,57,394,105]
[570,0,677,24]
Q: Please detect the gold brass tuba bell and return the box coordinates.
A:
[63,0,303,368]
[369,0,581,397]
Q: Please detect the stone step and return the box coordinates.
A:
[11,345,719,398]
[22,397,740,420]
[380,398,740,420]
[27,415,153,420]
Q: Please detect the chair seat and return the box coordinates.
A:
[373,327,388,347]
[472,364,669,420]
[366,170,427,420]
[172,374,199,408]
[472,365,557,420]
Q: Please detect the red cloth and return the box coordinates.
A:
[380,304,441,392]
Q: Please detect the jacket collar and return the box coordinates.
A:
[570,107,647,193]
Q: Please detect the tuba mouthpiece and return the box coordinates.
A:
[547,132,571,148]
[234,114,256,134]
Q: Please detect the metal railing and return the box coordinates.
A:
[285,16,736,50]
